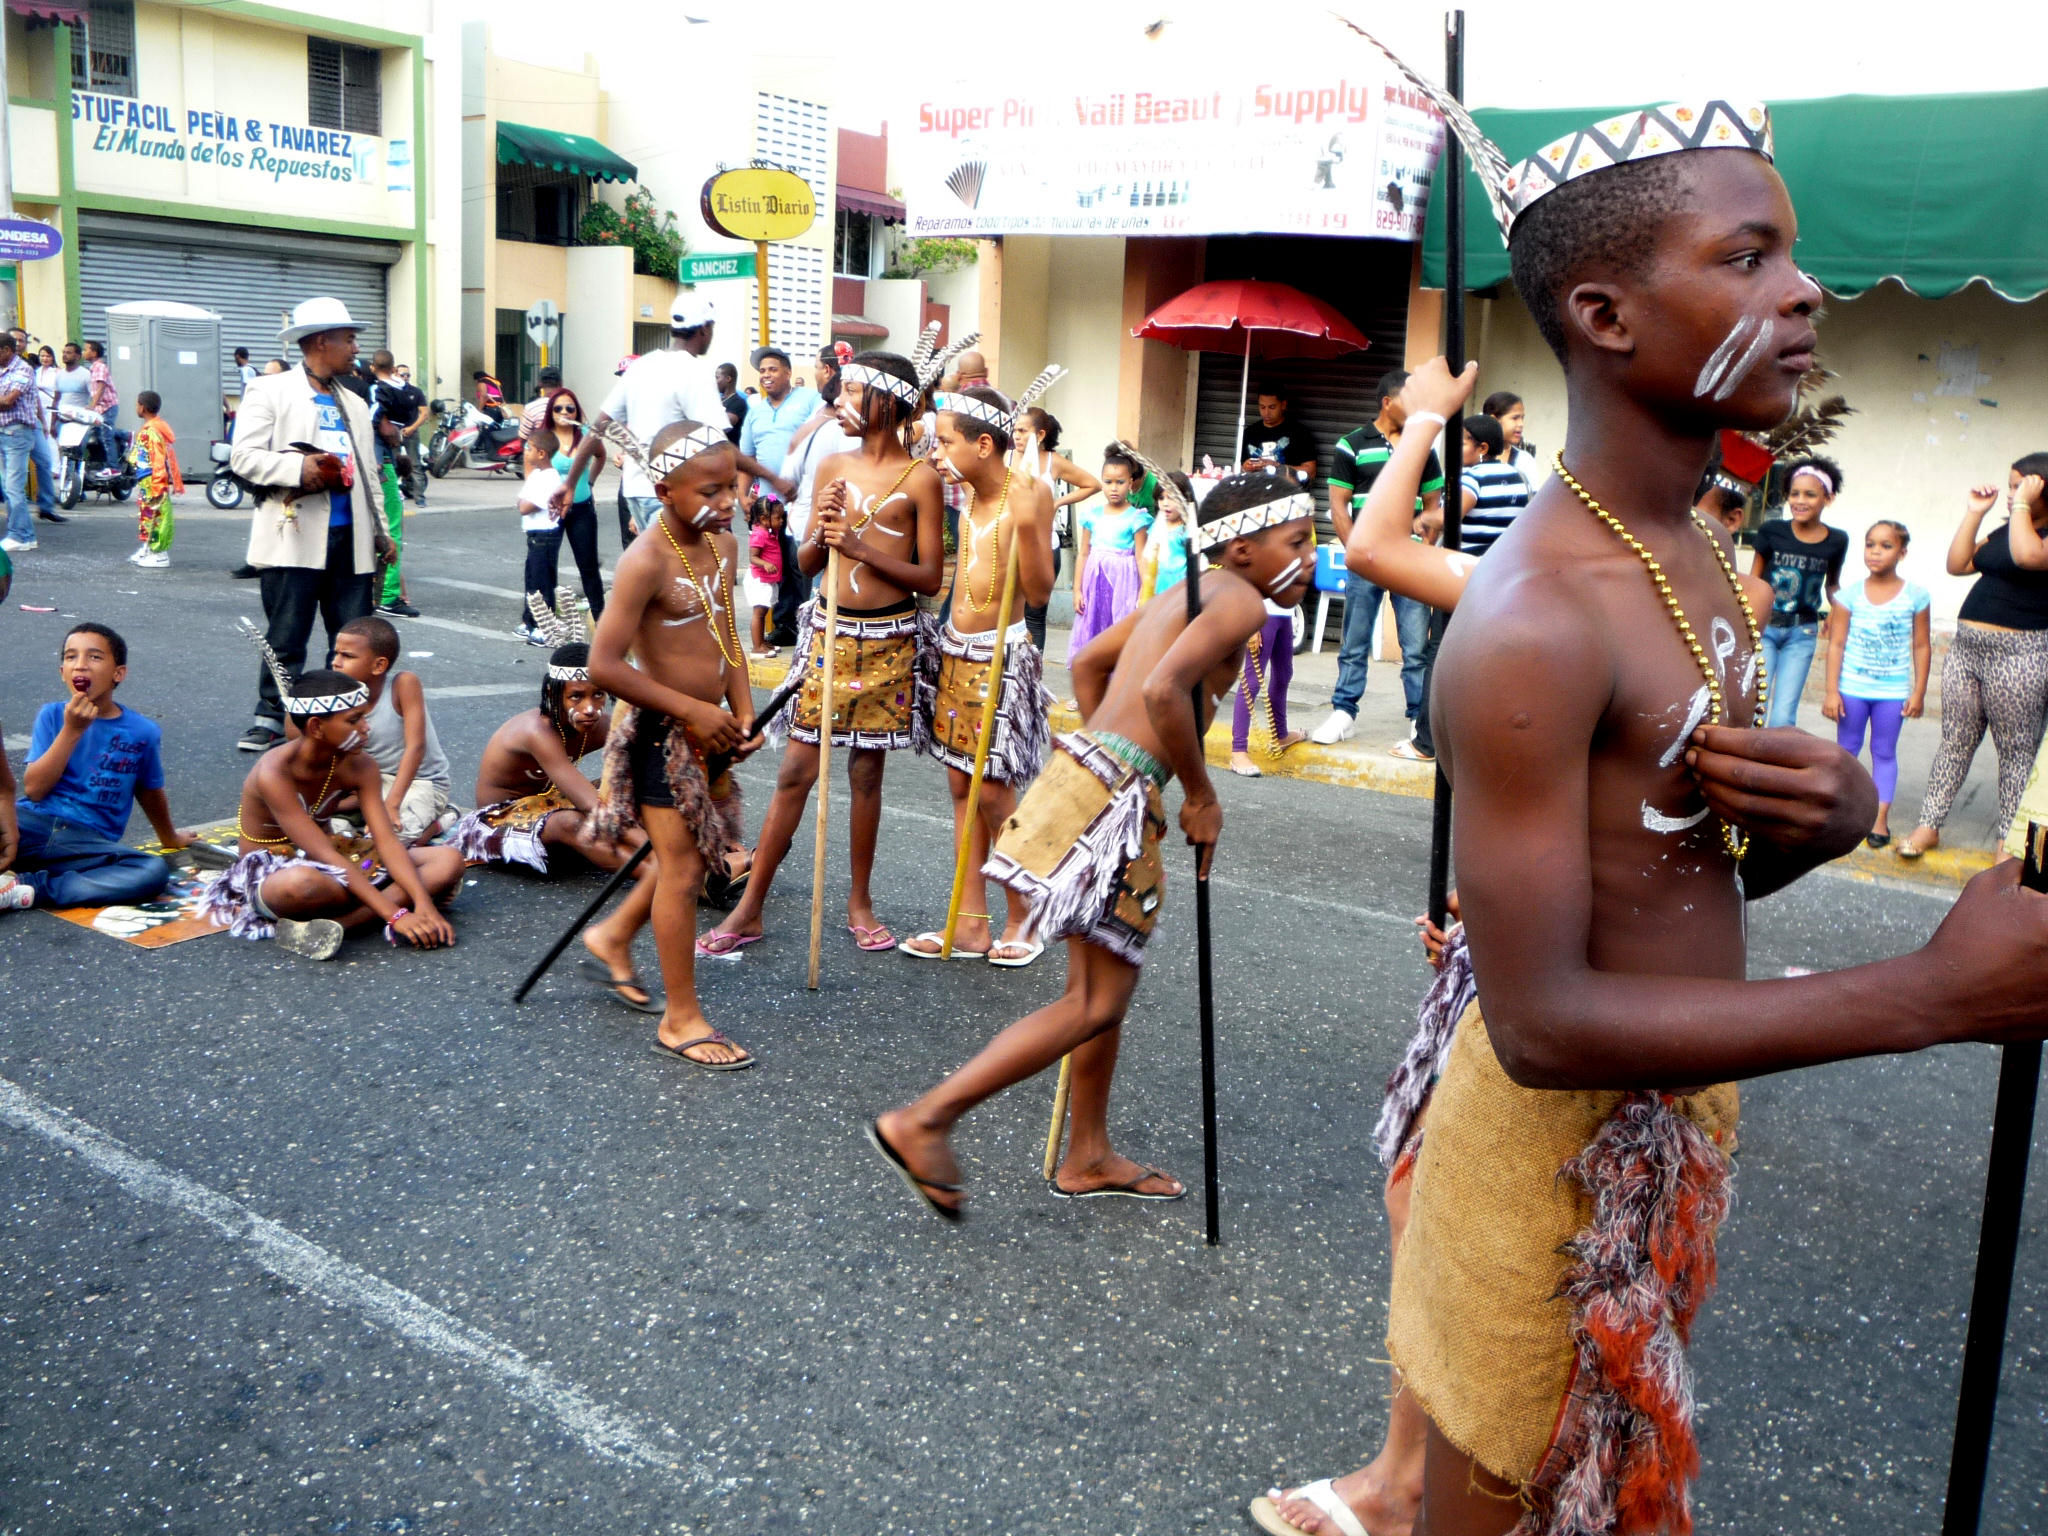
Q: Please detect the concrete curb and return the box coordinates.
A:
[744,657,1990,894]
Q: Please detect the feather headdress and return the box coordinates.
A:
[935,364,1068,438]
[840,361,923,409]
[237,617,367,717]
[596,417,729,488]
[907,319,944,376]
[528,587,592,681]
[915,329,981,396]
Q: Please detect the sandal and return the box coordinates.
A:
[576,955,664,1014]
[1865,832,1891,849]
[1047,1164,1187,1201]
[866,1118,964,1224]
[848,922,897,952]
[986,938,1044,969]
[1387,740,1434,762]
[898,930,989,960]
[648,1031,754,1072]
[696,930,762,959]
[273,917,344,961]
[1248,1480,1372,1536]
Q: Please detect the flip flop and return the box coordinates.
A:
[848,923,897,952]
[1248,1480,1373,1536]
[701,862,752,911]
[273,917,344,961]
[1047,1164,1187,1202]
[986,938,1045,969]
[648,1032,754,1072]
[1897,840,1928,859]
[897,931,989,960]
[696,930,762,959]
[866,1118,964,1224]
[576,956,664,1014]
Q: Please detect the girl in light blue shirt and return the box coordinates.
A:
[1823,519,1931,847]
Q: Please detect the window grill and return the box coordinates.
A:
[308,37,382,137]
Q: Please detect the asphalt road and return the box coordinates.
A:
[1,487,2044,1534]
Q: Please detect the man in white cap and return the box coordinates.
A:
[230,297,393,752]
[555,292,793,541]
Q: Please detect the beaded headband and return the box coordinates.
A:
[1197,491,1315,553]
[935,364,1070,436]
[1335,16,1771,241]
[597,418,730,485]
[527,587,592,680]
[237,617,368,717]
[840,363,922,408]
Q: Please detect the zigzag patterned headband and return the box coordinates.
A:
[840,363,922,408]
[936,364,1069,437]
[598,418,730,484]
[237,617,369,716]
[1198,492,1315,553]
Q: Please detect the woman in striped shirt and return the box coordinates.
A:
[1456,413,1530,557]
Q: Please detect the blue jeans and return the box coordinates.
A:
[1332,571,1431,719]
[92,402,119,472]
[28,428,55,515]
[1761,621,1819,728]
[14,809,171,907]
[0,423,34,541]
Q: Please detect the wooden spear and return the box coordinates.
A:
[806,550,842,990]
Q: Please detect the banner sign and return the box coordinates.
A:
[72,92,385,186]
[904,65,1445,240]
[701,168,817,243]
[0,219,62,261]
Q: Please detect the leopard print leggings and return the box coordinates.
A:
[1915,623,2048,838]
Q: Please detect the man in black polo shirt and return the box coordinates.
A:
[1311,367,1444,755]
[1240,384,1319,487]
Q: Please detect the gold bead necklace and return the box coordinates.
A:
[236,746,341,847]
[962,461,1017,613]
[657,509,744,670]
[1552,451,1769,862]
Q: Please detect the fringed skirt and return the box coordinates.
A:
[1386,1004,1739,1534]
[982,731,1165,967]
[914,618,1049,784]
[776,597,929,750]
[1067,547,1141,666]
[452,788,573,873]
[589,702,746,873]
[197,848,353,941]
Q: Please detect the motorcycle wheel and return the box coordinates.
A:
[1290,600,1312,655]
[110,480,132,502]
[429,440,457,479]
[58,461,82,509]
[206,475,244,509]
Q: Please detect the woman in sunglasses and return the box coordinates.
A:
[533,387,608,620]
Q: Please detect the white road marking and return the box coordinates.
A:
[3,733,26,752]
[0,1076,727,1493]
[400,614,533,644]
[425,683,532,699]
[417,573,614,602]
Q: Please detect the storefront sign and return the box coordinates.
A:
[680,250,758,282]
[72,92,383,186]
[700,168,817,243]
[903,62,1445,240]
[0,219,63,260]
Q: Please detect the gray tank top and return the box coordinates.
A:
[364,676,450,787]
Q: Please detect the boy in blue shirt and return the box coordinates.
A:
[2,622,193,911]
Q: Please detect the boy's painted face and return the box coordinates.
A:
[933,416,995,482]
[836,377,869,434]
[1234,516,1318,605]
[560,679,607,732]
[1594,154,1820,430]
[1864,525,1903,573]
[313,701,373,754]
[60,631,123,700]
[1785,472,1830,522]
[656,447,738,532]
[330,631,391,684]
[1101,463,1133,504]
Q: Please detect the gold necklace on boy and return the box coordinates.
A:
[961,462,1017,613]
[1552,451,1768,862]
[657,509,744,671]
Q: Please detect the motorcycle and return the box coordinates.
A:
[54,405,137,508]
[427,398,523,478]
[205,439,245,508]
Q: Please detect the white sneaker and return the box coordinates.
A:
[137,551,170,568]
[126,545,146,564]
[0,879,33,911]
[0,536,36,552]
[1309,709,1357,745]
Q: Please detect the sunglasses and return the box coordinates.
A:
[552,406,579,417]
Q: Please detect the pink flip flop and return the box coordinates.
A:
[696,930,762,959]
[847,923,897,952]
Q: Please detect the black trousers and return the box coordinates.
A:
[1024,546,1064,650]
[255,518,374,726]
[1413,611,1446,756]
[524,501,606,620]
[772,526,808,641]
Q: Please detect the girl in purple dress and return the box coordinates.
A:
[1066,446,1152,667]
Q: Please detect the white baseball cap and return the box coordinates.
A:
[670,292,717,331]
[281,296,362,345]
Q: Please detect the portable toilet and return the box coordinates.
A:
[103,301,223,473]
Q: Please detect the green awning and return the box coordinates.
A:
[496,121,637,184]
[1422,91,2048,301]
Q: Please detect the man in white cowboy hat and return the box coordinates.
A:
[230,296,394,752]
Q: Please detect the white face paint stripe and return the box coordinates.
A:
[1642,801,1711,834]
[1694,317,1753,399]
[1714,319,1778,401]
[1711,617,1737,678]
[1659,686,1712,768]
[1264,557,1306,595]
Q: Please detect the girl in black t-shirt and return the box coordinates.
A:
[1751,456,1849,727]
[1899,453,2048,858]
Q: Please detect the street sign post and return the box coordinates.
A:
[679,251,757,284]
[523,299,561,369]
[701,166,818,348]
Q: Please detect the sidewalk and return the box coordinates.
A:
[747,615,2007,892]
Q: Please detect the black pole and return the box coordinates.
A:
[512,840,653,1003]
[1940,821,2048,1533]
[1187,561,1221,1246]
[1426,9,1467,933]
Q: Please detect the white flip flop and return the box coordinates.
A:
[986,938,1045,969]
[897,931,989,960]
[1247,1479,1372,1536]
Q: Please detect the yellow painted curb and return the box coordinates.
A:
[1828,840,1994,891]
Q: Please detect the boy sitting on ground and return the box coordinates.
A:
[3,622,193,913]
[200,630,460,960]
[871,471,1317,1217]
[584,419,760,1069]
[325,614,452,843]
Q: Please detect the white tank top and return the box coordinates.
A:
[364,677,450,788]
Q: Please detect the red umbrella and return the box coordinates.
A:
[1133,279,1371,468]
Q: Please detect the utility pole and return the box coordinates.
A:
[0,12,17,330]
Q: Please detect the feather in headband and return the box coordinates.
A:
[935,364,1069,435]
[596,417,730,486]
[907,319,943,375]
[915,329,981,395]
[237,617,368,716]
[528,587,593,681]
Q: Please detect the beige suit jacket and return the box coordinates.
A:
[232,364,380,571]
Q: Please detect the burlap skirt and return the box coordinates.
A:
[1388,1003,1738,1530]
[452,788,574,873]
[915,618,1049,783]
[785,598,926,750]
[983,731,1165,967]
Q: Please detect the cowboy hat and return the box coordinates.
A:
[281,296,363,346]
